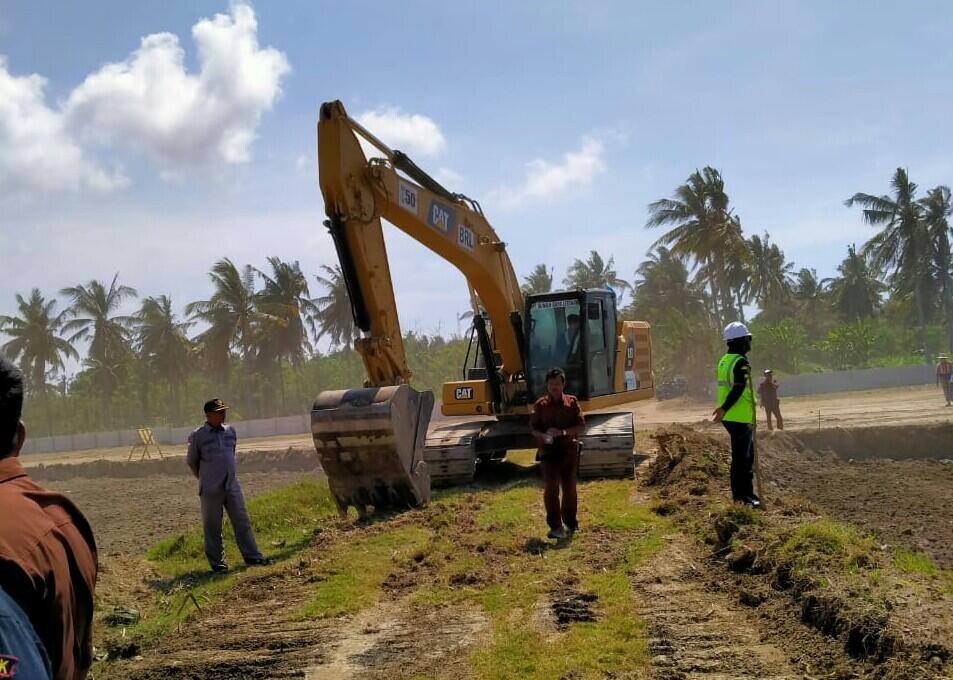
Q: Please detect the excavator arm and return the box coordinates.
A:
[312,100,525,515]
[317,100,525,389]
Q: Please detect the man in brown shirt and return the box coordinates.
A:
[756,369,783,431]
[0,357,97,680]
[936,355,953,406]
[530,367,585,539]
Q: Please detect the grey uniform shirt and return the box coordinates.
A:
[186,423,240,495]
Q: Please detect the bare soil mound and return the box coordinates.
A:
[760,428,953,569]
[641,425,952,679]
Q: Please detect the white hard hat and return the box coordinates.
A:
[723,321,751,342]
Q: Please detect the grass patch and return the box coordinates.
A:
[477,484,536,530]
[147,479,338,574]
[778,518,877,575]
[298,526,431,619]
[468,479,665,679]
[132,479,339,641]
[892,548,939,577]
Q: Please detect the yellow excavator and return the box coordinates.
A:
[311,101,654,515]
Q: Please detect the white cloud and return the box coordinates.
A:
[0,57,127,195]
[491,136,606,208]
[295,154,310,172]
[65,2,289,167]
[356,107,447,157]
[434,167,463,188]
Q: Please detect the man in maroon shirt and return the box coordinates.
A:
[757,369,783,431]
[0,357,97,680]
[530,368,586,539]
[936,355,953,406]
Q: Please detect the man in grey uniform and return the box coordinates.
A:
[187,399,269,573]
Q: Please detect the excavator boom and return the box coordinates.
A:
[311,100,655,515]
[312,101,526,514]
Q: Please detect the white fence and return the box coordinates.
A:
[775,363,935,397]
[21,414,313,455]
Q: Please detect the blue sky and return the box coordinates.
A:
[2,1,953,361]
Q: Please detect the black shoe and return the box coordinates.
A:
[210,564,229,574]
[566,524,579,535]
[245,557,271,567]
[744,495,762,509]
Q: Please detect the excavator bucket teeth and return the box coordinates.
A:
[311,385,433,515]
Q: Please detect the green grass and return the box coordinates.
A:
[133,479,339,640]
[477,484,536,530]
[297,526,431,619]
[148,479,338,574]
[123,472,671,679]
[778,518,878,574]
[893,548,940,577]
[468,480,666,680]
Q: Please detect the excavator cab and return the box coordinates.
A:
[525,289,618,400]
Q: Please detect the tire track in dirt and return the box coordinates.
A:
[631,532,802,680]
[109,563,337,679]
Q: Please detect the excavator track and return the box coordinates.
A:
[423,411,637,486]
[423,421,485,487]
[576,412,637,478]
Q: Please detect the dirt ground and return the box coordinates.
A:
[44,470,316,556]
[21,383,952,678]
[760,426,953,570]
[22,383,953,469]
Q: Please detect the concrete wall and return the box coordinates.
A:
[21,413,313,456]
[776,363,934,397]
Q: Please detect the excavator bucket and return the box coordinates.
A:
[311,385,433,516]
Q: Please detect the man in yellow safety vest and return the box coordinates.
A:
[711,322,761,508]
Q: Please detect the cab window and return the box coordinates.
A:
[527,299,583,397]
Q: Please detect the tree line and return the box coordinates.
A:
[0,259,386,436]
[521,167,953,391]
[3,166,951,434]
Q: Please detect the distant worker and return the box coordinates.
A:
[0,357,97,680]
[531,368,586,539]
[187,399,270,573]
[757,369,784,430]
[936,354,953,406]
[711,323,761,508]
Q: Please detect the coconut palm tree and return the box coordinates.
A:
[60,273,138,364]
[563,251,629,298]
[745,232,794,318]
[521,264,553,296]
[0,289,78,435]
[919,185,953,348]
[186,259,260,384]
[312,264,360,350]
[136,295,193,422]
[825,244,885,321]
[627,247,707,320]
[255,257,316,363]
[646,167,745,323]
[255,257,318,411]
[846,168,933,349]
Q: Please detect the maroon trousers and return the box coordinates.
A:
[762,401,783,430]
[542,446,579,531]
